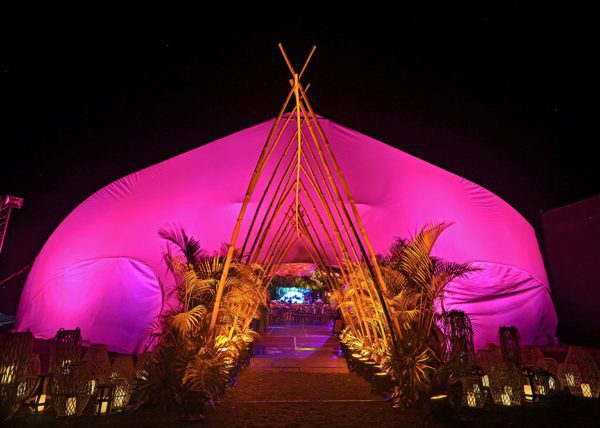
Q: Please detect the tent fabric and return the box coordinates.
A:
[16,117,557,353]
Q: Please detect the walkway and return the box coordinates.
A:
[205,322,410,427]
[250,323,348,373]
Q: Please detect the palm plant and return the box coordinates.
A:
[137,227,265,412]
[338,223,474,408]
[381,223,475,407]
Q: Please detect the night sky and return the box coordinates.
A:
[1,5,598,313]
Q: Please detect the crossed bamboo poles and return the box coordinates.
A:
[208,45,399,354]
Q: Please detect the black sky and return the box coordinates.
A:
[1,5,598,312]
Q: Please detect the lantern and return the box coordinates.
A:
[52,360,92,417]
[460,376,487,408]
[522,367,550,403]
[0,365,15,384]
[109,355,135,411]
[498,326,521,366]
[0,332,34,420]
[83,345,111,396]
[94,384,113,415]
[558,362,583,396]
[489,362,523,406]
[26,374,50,414]
[50,329,81,377]
[563,347,600,398]
[482,374,490,388]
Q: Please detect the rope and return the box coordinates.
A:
[0,262,33,287]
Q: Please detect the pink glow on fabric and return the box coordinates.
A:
[16,118,557,353]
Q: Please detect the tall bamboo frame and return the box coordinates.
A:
[208,45,395,353]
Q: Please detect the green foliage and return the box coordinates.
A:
[340,223,475,408]
[136,227,265,412]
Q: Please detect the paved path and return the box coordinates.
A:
[204,322,411,427]
[250,323,348,373]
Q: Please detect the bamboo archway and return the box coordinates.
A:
[208,45,398,353]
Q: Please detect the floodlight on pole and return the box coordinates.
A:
[0,195,24,254]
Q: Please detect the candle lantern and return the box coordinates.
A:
[557,362,583,396]
[20,354,42,400]
[489,362,523,406]
[0,365,16,385]
[498,326,521,366]
[475,346,501,375]
[471,366,490,390]
[26,374,50,414]
[109,355,135,411]
[564,347,599,398]
[547,373,559,392]
[522,367,550,403]
[83,345,111,396]
[94,384,113,415]
[0,332,34,421]
[460,376,488,408]
[441,311,476,377]
[50,329,82,377]
[52,360,92,417]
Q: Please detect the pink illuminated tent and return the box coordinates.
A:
[16,117,557,353]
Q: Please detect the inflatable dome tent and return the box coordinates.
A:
[16,117,558,354]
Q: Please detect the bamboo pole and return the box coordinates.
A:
[248,146,298,262]
[262,212,295,275]
[251,176,297,264]
[293,90,398,346]
[294,73,302,236]
[240,113,302,258]
[211,45,318,336]
[300,128,361,263]
[207,86,297,335]
[242,234,299,332]
[296,160,378,342]
[258,205,294,268]
[294,214,361,338]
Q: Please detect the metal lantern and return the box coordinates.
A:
[460,376,488,408]
[94,384,113,415]
[110,355,135,411]
[0,332,34,420]
[558,362,583,396]
[50,329,82,377]
[83,345,111,396]
[564,347,599,398]
[476,345,501,374]
[26,374,50,414]
[52,360,92,417]
[489,362,523,406]
[498,326,521,367]
[441,310,475,377]
[522,367,550,403]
